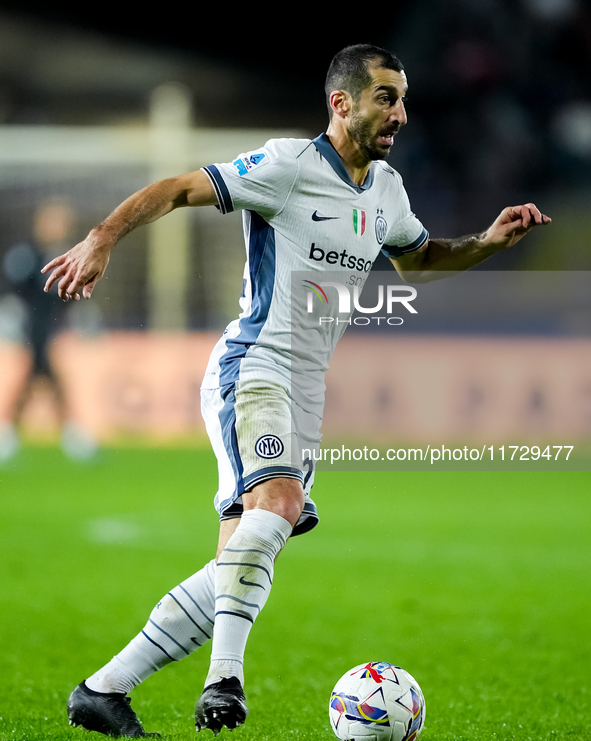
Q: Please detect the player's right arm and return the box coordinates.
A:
[41,169,217,302]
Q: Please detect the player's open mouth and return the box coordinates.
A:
[377,133,395,146]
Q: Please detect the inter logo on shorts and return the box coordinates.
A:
[255,434,284,459]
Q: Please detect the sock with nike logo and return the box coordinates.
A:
[205,508,292,688]
[85,560,216,694]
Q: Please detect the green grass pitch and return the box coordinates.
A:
[1,445,589,740]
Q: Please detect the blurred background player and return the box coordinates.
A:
[0,198,98,462]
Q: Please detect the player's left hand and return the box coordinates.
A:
[482,203,551,251]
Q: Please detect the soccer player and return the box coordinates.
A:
[41,44,550,737]
[0,198,98,463]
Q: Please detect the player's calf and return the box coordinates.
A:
[206,508,292,687]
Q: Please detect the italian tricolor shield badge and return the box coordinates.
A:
[352,208,366,237]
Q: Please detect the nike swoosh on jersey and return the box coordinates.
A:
[312,210,340,221]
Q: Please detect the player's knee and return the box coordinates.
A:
[244,477,305,528]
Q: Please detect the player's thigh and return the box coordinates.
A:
[233,380,300,483]
[202,381,320,538]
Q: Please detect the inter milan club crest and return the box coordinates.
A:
[255,434,284,459]
[375,208,388,245]
[352,208,366,237]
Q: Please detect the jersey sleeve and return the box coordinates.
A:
[381,172,429,259]
[202,138,299,219]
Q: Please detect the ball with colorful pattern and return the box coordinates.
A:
[329,662,425,741]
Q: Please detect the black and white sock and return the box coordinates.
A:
[205,509,292,688]
[85,559,216,694]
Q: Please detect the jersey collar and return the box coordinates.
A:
[312,133,375,193]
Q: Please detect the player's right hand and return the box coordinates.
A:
[41,235,112,302]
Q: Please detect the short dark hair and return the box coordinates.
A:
[325,44,404,117]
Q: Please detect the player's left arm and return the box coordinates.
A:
[390,203,551,283]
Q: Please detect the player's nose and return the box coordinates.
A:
[392,99,407,126]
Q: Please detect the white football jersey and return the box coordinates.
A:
[201,134,428,399]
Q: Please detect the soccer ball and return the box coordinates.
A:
[329,662,426,741]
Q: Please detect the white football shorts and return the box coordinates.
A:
[200,379,321,536]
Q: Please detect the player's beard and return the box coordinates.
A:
[348,109,395,162]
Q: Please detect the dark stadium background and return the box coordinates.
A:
[2,0,590,270]
[0,1,590,441]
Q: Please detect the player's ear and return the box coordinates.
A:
[329,90,352,119]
